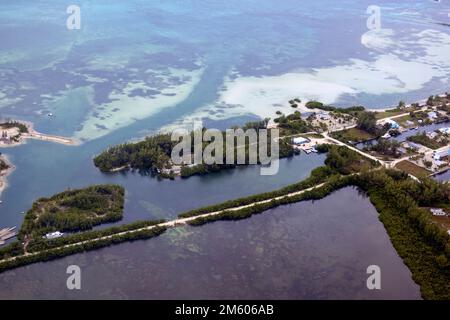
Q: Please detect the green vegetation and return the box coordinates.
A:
[305,101,365,114]
[331,127,375,143]
[0,121,28,133]
[186,169,450,300]
[393,114,418,127]
[0,225,166,274]
[407,131,449,150]
[0,217,165,261]
[1,147,449,299]
[25,219,165,253]
[322,144,377,174]
[179,165,336,219]
[0,156,9,171]
[355,170,450,300]
[305,101,324,109]
[303,133,324,139]
[426,94,450,109]
[356,111,387,136]
[179,145,377,218]
[332,111,391,144]
[94,133,175,173]
[179,135,294,178]
[375,109,407,120]
[395,160,431,177]
[94,120,295,178]
[19,184,125,241]
[364,139,402,158]
[273,111,312,135]
[187,174,351,226]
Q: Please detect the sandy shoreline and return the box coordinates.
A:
[0,154,15,196]
[0,120,77,196]
[0,120,79,148]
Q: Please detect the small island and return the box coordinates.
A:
[0,94,449,299]
[18,184,125,251]
[0,119,78,196]
[0,120,77,148]
[93,119,296,179]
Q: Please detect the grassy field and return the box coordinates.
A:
[374,109,410,120]
[395,160,431,177]
[331,127,375,143]
[393,114,419,127]
[302,133,324,139]
[407,132,449,150]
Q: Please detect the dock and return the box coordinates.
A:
[0,227,17,245]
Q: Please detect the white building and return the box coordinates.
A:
[428,111,438,119]
[433,149,450,161]
[292,137,310,145]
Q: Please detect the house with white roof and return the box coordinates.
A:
[292,137,310,145]
[428,111,438,119]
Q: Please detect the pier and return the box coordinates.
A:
[0,227,17,245]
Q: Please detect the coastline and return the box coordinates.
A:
[367,94,447,112]
[0,154,15,196]
[0,120,79,148]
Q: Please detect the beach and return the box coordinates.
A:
[0,120,78,148]
[0,154,14,196]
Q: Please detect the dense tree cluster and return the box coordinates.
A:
[305,101,365,114]
[364,139,402,158]
[94,121,295,178]
[356,111,388,136]
[273,111,312,135]
[0,121,28,133]
[0,226,166,274]
[407,131,448,150]
[323,145,377,175]
[94,133,174,172]
[186,168,450,299]
[19,184,125,240]
[180,135,295,178]
[0,156,9,171]
[354,170,450,299]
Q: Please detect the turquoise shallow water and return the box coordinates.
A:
[0,0,448,225]
[0,0,448,298]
